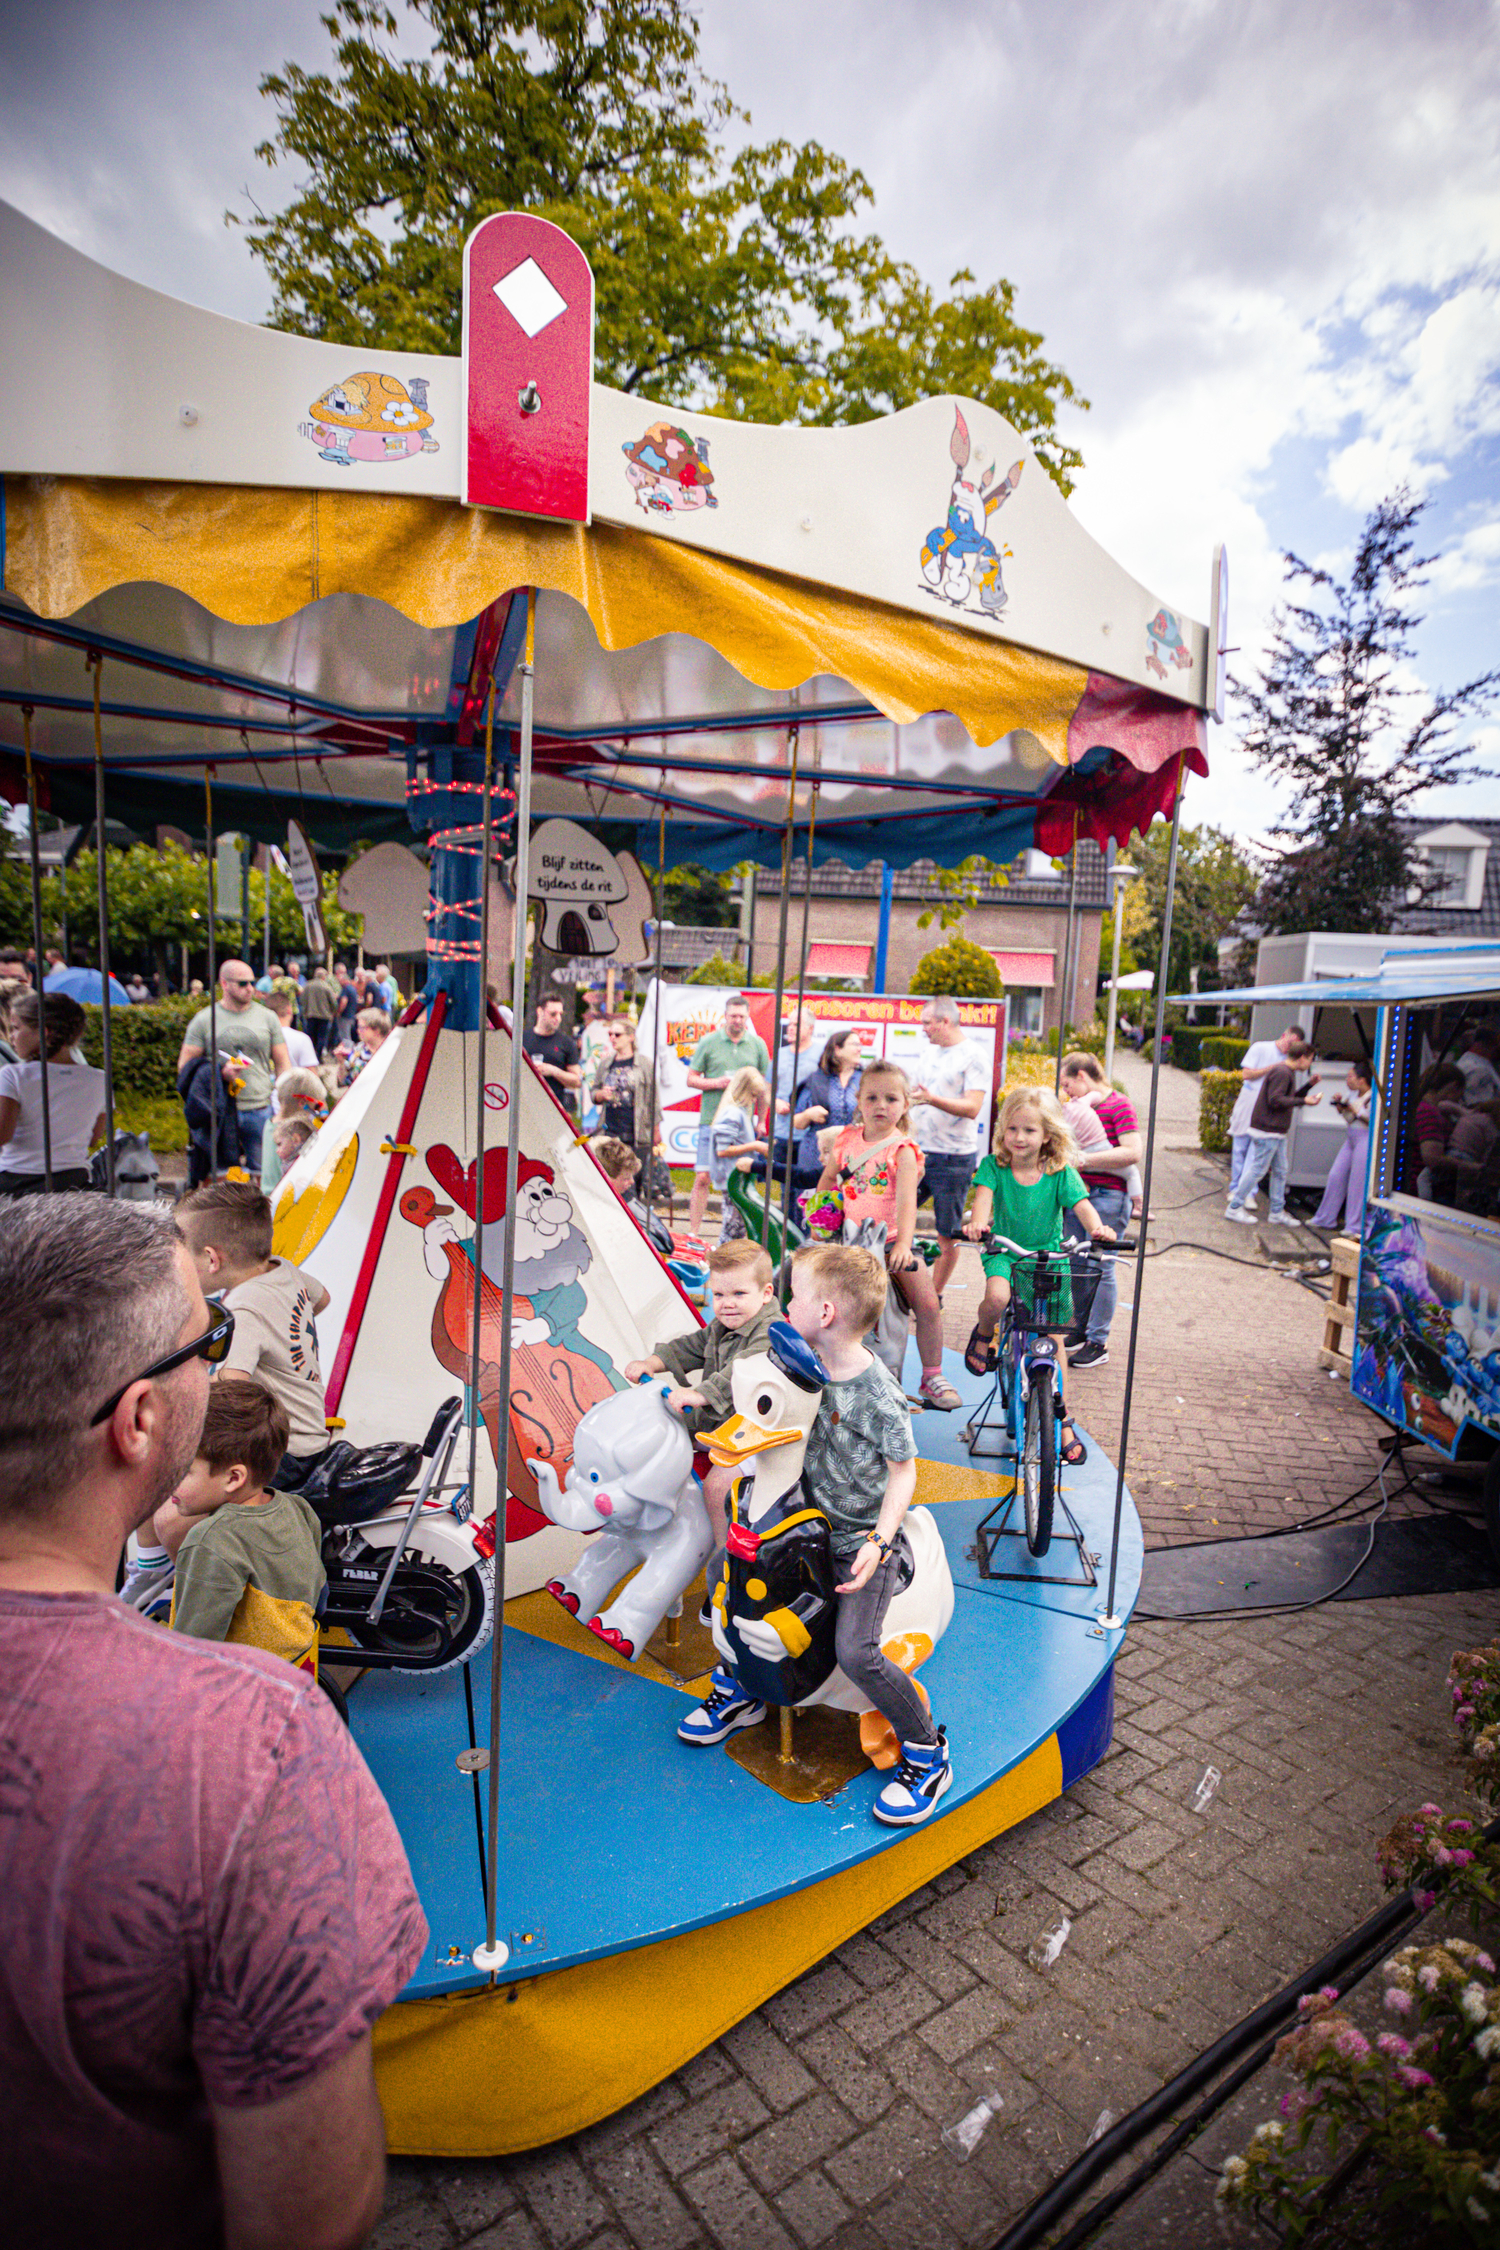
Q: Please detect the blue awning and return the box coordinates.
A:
[1172,944,1500,1011]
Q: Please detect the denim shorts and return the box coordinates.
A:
[917,1152,977,1238]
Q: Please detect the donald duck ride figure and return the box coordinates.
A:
[678,1245,956,1828]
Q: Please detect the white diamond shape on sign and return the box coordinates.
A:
[492,257,568,338]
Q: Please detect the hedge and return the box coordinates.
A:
[1201,1034,1249,1072]
[80,997,199,1102]
[1200,1068,1240,1152]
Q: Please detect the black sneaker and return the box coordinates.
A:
[1067,1339,1108,1368]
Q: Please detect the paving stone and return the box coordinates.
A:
[679,2156,797,2250]
[425,2165,518,2238]
[506,2152,609,2249]
[738,2094,857,2195]
[466,2214,548,2250]
[721,2018,819,2112]
[796,2024,898,2126]
[822,2099,931,2206]
[368,2200,459,2250]
[837,1976,941,2055]
[586,2144,700,2250]
[649,2082,773,2181]
[914,1983,1015,2065]
[772,2168,851,2248]
[763,1963,863,2042]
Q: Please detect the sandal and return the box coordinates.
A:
[963,1325,993,1378]
[1059,1421,1087,1467]
[920,1371,963,1412]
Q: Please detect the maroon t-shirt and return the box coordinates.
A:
[0,1591,428,2249]
[1081,1089,1138,1192]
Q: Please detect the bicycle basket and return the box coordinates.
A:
[1009,1251,1102,1336]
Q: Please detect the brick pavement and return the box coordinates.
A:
[377,1057,1497,2249]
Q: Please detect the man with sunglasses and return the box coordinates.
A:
[175,959,290,1174]
[0,1196,425,2250]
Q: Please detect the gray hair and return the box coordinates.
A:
[922,996,960,1024]
[0,1196,190,1521]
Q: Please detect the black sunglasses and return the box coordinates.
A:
[90,1307,236,1427]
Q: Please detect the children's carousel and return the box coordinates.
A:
[0,202,1219,2153]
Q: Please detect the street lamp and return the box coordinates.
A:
[1103,862,1139,1079]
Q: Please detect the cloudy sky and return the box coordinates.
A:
[2,0,1497,848]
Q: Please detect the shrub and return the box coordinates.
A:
[1202,1034,1249,1072]
[1169,1026,1205,1072]
[1038,1019,1107,1057]
[909,936,1002,998]
[685,949,745,987]
[1002,1049,1060,1092]
[1200,1068,1239,1152]
[80,997,200,1102]
[108,1093,189,1154]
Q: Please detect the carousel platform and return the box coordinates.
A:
[354,1342,1142,2155]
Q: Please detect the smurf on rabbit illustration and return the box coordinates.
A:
[920,408,1024,616]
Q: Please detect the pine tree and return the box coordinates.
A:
[1237,490,1497,933]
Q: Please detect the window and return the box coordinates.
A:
[1384,999,1500,1225]
[1425,848,1471,907]
[1008,988,1044,1038]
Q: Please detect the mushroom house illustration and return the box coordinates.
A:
[300,371,440,465]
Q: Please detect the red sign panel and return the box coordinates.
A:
[462,213,594,522]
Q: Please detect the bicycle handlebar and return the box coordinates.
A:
[983,1233,1137,1258]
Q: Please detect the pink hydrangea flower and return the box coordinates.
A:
[1420,1803,1443,1818]
[1452,1849,1475,1868]
[1450,1819,1474,1833]
[1419,1965,1441,1992]
[1456,1705,1477,1724]
[1333,2025,1371,2061]
[1377,2032,1412,2058]
[1416,1889,1438,1911]
[1385,1987,1414,2016]
[1398,2065,1435,2090]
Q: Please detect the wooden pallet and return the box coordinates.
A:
[1318,1234,1360,1376]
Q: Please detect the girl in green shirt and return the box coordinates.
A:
[961,1086,1116,1461]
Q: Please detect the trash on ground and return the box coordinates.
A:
[1027,1915,1072,1970]
[942,2091,1004,2160]
[1192,1764,1222,1813]
[1085,2108,1118,2146]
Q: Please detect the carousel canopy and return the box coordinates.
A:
[0,201,1212,868]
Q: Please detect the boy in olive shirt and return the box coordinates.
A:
[685,995,770,1232]
[170,1379,326,1671]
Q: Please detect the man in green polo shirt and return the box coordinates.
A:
[175,960,289,1176]
[685,994,770,1230]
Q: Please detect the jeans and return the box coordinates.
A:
[1230,1134,1288,1215]
[832,1532,938,1747]
[236,1105,272,1172]
[306,1019,333,1060]
[918,1152,979,1238]
[1066,1183,1130,1343]
[1229,1132,1251,1197]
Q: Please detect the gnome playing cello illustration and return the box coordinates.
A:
[400,1148,621,1540]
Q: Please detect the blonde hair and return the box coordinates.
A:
[792,1243,888,1335]
[589,1134,640,1184]
[272,1113,317,1157]
[725,1066,769,1115]
[274,1068,326,1118]
[708,1238,774,1288]
[992,1085,1079,1173]
[856,1059,912,1135]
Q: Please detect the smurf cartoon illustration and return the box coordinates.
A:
[920,408,1023,615]
[299,372,439,465]
[622,421,718,514]
[400,1149,619,1539]
[1145,607,1194,681]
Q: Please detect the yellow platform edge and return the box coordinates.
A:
[373,1731,1064,2157]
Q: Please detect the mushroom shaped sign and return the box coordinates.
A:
[527,820,629,957]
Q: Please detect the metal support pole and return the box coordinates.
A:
[1054,814,1080,1096]
[90,656,115,1193]
[873,859,894,992]
[263,847,272,976]
[1103,873,1126,1082]
[475,590,537,1979]
[761,728,799,1250]
[1101,764,1187,1627]
[206,771,219,1183]
[21,707,52,1189]
[779,779,820,1255]
[647,801,666,1235]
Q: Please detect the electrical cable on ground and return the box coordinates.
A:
[1133,1456,1393,1621]
[989,1816,1500,2250]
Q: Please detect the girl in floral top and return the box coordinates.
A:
[815,1060,961,1410]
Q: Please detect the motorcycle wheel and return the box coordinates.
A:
[1021,1366,1057,1558]
[344,1548,495,1674]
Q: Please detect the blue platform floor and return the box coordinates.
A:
[346,1343,1142,1999]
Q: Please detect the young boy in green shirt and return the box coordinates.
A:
[169,1379,326,1673]
[962,1086,1116,1463]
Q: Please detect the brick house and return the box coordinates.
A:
[740,846,1108,1037]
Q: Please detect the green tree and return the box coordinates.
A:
[238,0,1086,489]
[663,863,737,926]
[1123,820,1259,996]
[1237,489,1498,932]
[915,856,1009,935]
[909,934,1002,999]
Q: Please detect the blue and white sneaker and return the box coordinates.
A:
[119,1554,175,1616]
[677,1667,767,1746]
[873,1729,953,1826]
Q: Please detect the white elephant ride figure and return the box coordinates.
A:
[533,1380,715,1659]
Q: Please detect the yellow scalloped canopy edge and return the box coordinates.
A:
[2,476,1089,759]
